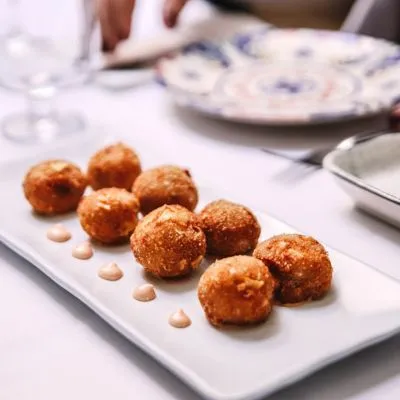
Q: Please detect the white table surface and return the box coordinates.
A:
[1,1,400,399]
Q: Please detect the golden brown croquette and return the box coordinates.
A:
[23,160,87,215]
[130,204,206,278]
[78,188,140,244]
[199,200,261,257]
[198,255,275,326]
[132,165,198,215]
[253,234,333,304]
[87,142,142,190]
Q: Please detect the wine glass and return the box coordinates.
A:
[0,0,56,90]
[0,0,98,144]
[0,1,30,91]
[0,0,30,55]
[2,0,26,46]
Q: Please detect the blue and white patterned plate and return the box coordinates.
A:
[157,28,400,125]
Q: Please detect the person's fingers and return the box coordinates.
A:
[163,0,188,28]
[111,0,135,41]
[97,0,119,51]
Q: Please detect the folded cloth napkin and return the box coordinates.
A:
[101,11,267,69]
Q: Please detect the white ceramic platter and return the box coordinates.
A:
[1,137,400,400]
[157,28,400,125]
[324,133,400,228]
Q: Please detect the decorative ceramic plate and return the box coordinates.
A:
[324,133,400,228]
[2,136,400,400]
[157,28,400,125]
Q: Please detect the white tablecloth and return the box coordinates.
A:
[1,1,399,399]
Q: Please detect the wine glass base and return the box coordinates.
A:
[2,112,85,144]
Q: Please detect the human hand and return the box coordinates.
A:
[98,0,189,52]
[163,0,189,29]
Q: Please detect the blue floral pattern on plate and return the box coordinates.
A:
[157,28,400,125]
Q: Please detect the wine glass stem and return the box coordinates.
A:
[26,84,57,124]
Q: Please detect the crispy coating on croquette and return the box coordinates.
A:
[130,205,206,278]
[132,165,198,215]
[87,142,142,190]
[78,188,140,244]
[198,256,275,326]
[253,234,333,304]
[23,160,87,215]
[199,200,261,257]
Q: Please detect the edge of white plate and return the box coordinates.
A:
[3,134,400,400]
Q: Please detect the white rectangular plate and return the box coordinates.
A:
[324,134,400,228]
[2,137,400,400]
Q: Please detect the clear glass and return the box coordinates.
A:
[0,0,97,144]
[0,0,52,91]
[4,0,28,53]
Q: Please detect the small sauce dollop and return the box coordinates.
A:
[47,224,71,242]
[132,284,156,302]
[98,262,123,281]
[72,241,93,260]
[168,309,191,328]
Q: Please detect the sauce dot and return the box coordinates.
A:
[168,309,191,328]
[98,262,123,281]
[132,284,156,302]
[72,242,93,260]
[47,224,71,242]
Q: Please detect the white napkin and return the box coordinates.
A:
[101,11,267,70]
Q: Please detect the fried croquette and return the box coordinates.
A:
[130,204,206,278]
[253,234,333,304]
[198,255,275,326]
[78,188,140,244]
[87,142,142,190]
[199,200,261,257]
[132,165,198,215]
[23,160,87,215]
